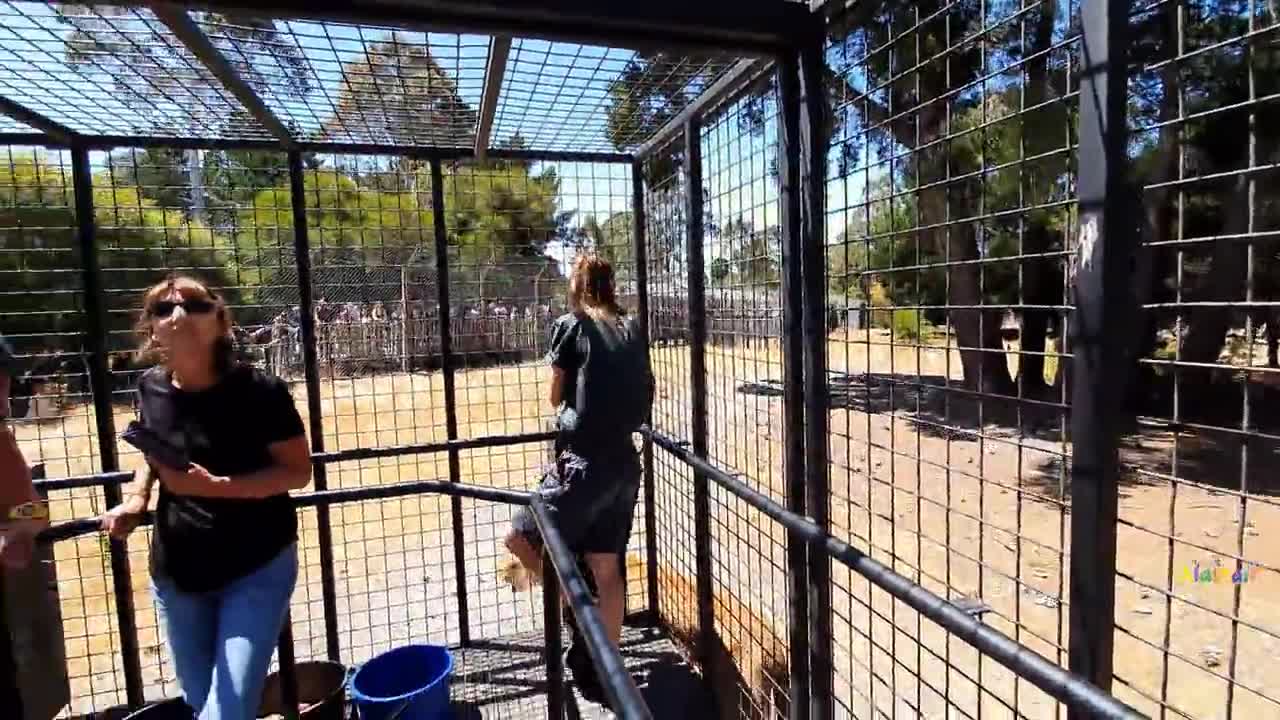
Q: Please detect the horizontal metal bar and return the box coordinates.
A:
[31,432,552,490]
[644,428,1147,720]
[149,0,805,55]
[151,6,295,144]
[0,96,77,145]
[311,430,556,464]
[634,58,770,160]
[8,133,634,163]
[0,132,62,147]
[529,493,653,720]
[37,478,530,543]
[34,470,134,492]
[38,516,133,544]
[294,479,530,508]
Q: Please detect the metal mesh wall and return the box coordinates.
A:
[700,88,792,718]
[1119,1,1280,717]
[822,1,1079,716]
[811,0,1280,717]
[1,141,644,715]
[642,84,797,715]
[642,143,703,662]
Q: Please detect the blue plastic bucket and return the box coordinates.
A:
[349,644,454,720]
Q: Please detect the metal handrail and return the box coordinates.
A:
[644,427,1147,720]
[28,460,652,720]
[35,477,529,544]
[529,492,653,720]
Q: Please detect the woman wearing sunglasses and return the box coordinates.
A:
[100,274,311,720]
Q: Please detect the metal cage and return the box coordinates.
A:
[4,0,1275,719]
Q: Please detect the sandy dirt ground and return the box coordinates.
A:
[14,330,1280,718]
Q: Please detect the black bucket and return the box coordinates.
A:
[259,660,348,720]
[122,699,195,720]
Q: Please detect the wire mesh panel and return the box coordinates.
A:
[492,40,741,154]
[0,146,96,476]
[194,16,487,148]
[1121,1,1280,717]
[95,144,301,711]
[698,87,793,718]
[0,3,273,141]
[0,1,763,158]
[823,0,1079,717]
[293,153,448,480]
[641,143,703,650]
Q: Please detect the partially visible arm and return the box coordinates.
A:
[225,435,312,499]
[0,362,37,509]
[545,316,579,410]
[154,375,311,500]
[131,465,157,505]
[0,363,47,569]
[157,434,311,500]
[0,420,36,508]
[549,366,566,409]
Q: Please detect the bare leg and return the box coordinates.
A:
[585,553,625,647]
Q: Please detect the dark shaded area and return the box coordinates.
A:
[451,623,712,719]
[741,371,1066,440]
[738,370,1280,501]
[1028,423,1280,503]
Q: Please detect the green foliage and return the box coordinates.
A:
[0,152,233,354]
[573,211,635,291]
[891,308,932,342]
[867,282,894,329]
[707,218,780,287]
[710,257,732,285]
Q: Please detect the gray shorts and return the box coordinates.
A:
[511,449,641,555]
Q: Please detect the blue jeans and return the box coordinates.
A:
[152,543,298,720]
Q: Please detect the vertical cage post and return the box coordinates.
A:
[543,555,565,720]
[631,161,659,619]
[683,119,716,680]
[776,52,812,720]
[1069,0,1132,706]
[798,36,833,720]
[288,149,342,662]
[430,158,470,645]
[275,618,301,718]
[71,145,144,708]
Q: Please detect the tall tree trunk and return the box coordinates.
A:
[1117,1,1182,412]
[919,172,1015,394]
[1178,174,1251,377]
[1014,0,1060,399]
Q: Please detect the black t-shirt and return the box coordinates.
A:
[547,312,652,458]
[138,364,305,592]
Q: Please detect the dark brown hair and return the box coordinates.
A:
[134,274,237,374]
[568,254,624,319]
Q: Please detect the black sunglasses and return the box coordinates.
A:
[151,298,216,317]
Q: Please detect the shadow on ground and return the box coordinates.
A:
[450,623,712,719]
[740,372,1065,440]
[739,371,1280,500]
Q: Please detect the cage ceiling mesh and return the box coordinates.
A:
[0,0,748,154]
